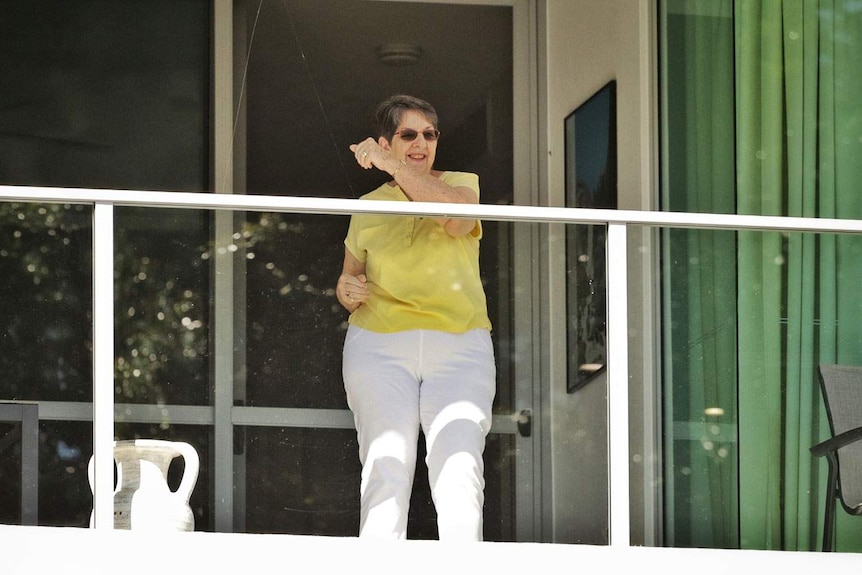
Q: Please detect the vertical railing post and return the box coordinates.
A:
[606,222,630,546]
[20,402,39,525]
[213,0,236,533]
[92,202,115,529]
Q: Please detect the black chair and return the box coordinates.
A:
[811,364,862,551]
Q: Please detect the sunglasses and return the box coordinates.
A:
[394,128,441,142]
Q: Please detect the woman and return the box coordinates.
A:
[337,95,496,541]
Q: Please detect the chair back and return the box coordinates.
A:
[818,364,862,512]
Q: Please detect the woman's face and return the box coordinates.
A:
[380,110,438,175]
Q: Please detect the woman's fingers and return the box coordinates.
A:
[339,274,368,306]
[350,138,380,169]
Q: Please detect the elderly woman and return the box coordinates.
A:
[337,95,496,541]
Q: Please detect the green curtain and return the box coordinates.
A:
[662,0,738,548]
[735,0,862,551]
[734,0,786,550]
[664,0,862,551]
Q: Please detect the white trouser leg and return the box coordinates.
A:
[418,329,496,541]
[343,327,496,541]
[343,326,421,539]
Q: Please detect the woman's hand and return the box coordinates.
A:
[338,247,369,312]
[337,272,368,312]
[349,137,478,238]
[350,138,390,171]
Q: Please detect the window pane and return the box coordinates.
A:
[244,212,351,410]
[0,203,93,403]
[115,208,211,407]
[660,0,739,549]
[0,0,210,527]
[242,427,359,535]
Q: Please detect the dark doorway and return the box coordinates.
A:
[235,0,515,540]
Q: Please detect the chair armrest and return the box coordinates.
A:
[811,426,862,458]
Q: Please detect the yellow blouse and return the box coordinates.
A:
[343,171,492,333]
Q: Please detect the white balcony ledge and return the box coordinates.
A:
[1,524,859,574]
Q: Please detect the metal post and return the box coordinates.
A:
[20,402,39,525]
[92,202,115,529]
[0,401,39,525]
[213,0,236,533]
[607,223,630,546]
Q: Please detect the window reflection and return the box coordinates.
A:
[0,203,93,403]
[244,212,349,410]
[115,208,211,407]
[0,0,210,527]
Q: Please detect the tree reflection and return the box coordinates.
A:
[0,203,345,406]
[0,204,212,406]
[114,208,209,407]
[0,203,348,527]
[0,203,92,402]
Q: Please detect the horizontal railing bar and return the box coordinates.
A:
[232,406,358,429]
[33,401,519,434]
[231,407,518,434]
[2,184,862,234]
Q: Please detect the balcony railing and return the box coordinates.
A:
[1,184,862,569]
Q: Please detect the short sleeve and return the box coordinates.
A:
[442,171,481,238]
[442,171,480,201]
[343,214,366,263]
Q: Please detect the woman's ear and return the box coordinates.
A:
[378,136,391,151]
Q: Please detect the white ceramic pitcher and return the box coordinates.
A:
[88,439,199,531]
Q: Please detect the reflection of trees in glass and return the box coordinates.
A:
[217,212,337,299]
[0,204,345,408]
[114,209,343,409]
[0,203,93,527]
[114,211,209,407]
[0,203,347,525]
[239,212,347,409]
[0,205,213,408]
[0,203,93,402]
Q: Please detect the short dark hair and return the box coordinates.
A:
[373,95,439,142]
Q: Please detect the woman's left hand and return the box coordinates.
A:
[350,138,388,170]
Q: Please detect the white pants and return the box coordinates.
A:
[342,326,496,541]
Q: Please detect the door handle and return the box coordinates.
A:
[517,409,532,438]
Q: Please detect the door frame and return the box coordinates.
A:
[211,0,542,537]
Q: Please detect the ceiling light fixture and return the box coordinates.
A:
[375,43,424,66]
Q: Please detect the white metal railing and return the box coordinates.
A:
[3,184,862,547]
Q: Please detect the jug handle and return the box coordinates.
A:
[172,441,200,503]
[87,443,121,495]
